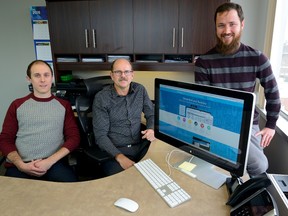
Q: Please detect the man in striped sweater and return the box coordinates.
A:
[195,2,281,177]
[0,60,80,181]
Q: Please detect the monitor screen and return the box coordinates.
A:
[154,78,255,180]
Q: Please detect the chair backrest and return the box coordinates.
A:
[84,76,113,97]
[75,76,113,146]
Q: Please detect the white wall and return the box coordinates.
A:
[234,0,268,52]
[0,0,46,131]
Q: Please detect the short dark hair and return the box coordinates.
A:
[26,60,53,78]
[214,2,244,23]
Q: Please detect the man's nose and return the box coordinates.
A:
[40,75,46,81]
[223,25,231,34]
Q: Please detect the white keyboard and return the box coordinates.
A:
[134,158,191,208]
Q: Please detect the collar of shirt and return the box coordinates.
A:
[110,82,136,98]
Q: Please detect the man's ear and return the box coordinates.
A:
[26,76,31,83]
[26,76,33,92]
[241,20,245,30]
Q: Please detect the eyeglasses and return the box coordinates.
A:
[112,70,133,76]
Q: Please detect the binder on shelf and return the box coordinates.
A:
[107,55,131,62]
[81,58,104,63]
[56,57,78,63]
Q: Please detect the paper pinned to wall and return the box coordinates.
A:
[30,6,54,84]
[30,6,52,62]
[35,41,52,61]
[32,20,50,40]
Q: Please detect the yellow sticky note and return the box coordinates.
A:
[178,161,196,172]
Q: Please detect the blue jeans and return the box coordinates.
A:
[247,125,269,176]
[5,160,78,182]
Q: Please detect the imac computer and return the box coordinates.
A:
[154,78,255,189]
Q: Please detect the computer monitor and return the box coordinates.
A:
[154,78,255,188]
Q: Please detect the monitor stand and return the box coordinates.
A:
[225,174,243,195]
[173,156,230,189]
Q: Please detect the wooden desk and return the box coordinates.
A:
[0,140,230,216]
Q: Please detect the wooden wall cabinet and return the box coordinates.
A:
[47,0,133,54]
[89,0,133,54]
[133,0,226,55]
[47,1,90,54]
[185,0,225,54]
[46,0,228,83]
[133,0,179,54]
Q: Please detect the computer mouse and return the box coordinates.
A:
[114,197,139,213]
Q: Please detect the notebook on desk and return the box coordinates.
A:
[173,156,229,189]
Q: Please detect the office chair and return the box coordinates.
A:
[75,76,152,179]
[0,152,5,166]
[75,76,114,163]
[0,151,7,176]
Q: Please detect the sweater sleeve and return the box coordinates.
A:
[257,57,281,129]
[0,101,20,156]
[61,100,81,152]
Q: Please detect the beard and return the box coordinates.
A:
[215,32,241,55]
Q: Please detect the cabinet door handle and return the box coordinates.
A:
[85,29,89,48]
[181,28,184,48]
[172,28,176,48]
[92,29,96,48]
